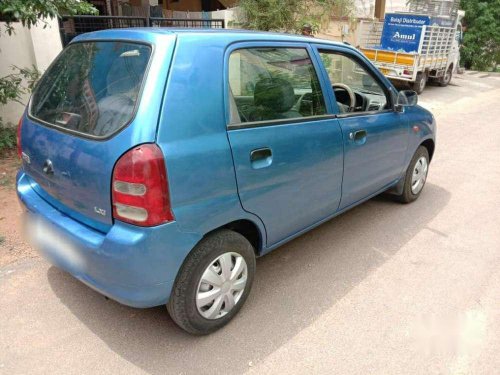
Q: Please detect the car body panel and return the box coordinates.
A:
[335,111,409,209]
[21,31,177,233]
[223,41,343,246]
[227,119,344,246]
[155,33,268,241]
[18,171,201,307]
[16,29,436,308]
[309,43,411,207]
[404,105,436,163]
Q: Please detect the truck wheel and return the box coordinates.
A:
[412,72,427,94]
[439,66,453,87]
[396,146,430,203]
[167,229,256,335]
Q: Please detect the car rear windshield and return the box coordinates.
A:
[30,41,151,138]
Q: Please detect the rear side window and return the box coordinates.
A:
[30,41,151,138]
[228,47,326,125]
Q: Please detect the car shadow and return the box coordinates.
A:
[47,182,450,375]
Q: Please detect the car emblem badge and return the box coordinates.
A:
[42,159,54,175]
[94,207,106,216]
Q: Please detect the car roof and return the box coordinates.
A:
[73,28,354,50]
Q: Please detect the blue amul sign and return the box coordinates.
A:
[380,13,431,53]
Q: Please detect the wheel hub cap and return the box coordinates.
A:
[420,76,426,91]
[411,156,428,194]
[196,252,248,320]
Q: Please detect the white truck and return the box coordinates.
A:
[358,0,464,93]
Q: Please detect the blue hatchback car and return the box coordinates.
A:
[17,29,435,334]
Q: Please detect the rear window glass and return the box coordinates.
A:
[30,41,151,138]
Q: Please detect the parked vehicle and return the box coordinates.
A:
[17,29,436,334]
[358,0,464,93]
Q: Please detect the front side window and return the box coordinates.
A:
[228,47,326,125]
[30,41,151,138]
[319,51,389,113]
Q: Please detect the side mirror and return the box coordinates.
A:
[395,90,418,112]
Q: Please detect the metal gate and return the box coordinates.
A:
[59,15,225,46]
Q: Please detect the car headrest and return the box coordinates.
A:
[254,78,295,113]
[106,55,145,96]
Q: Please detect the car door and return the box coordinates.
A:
[314,46,409,209]
[226,43,343,246]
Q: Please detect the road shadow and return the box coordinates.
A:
[48,182,450,375]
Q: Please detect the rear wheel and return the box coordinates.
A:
[439,65,453,87]
[412,72,427,94]
[167,229,256,335]
[396,146,430,203]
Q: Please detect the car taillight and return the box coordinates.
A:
[112,144,174,226]
[17,117,23,159]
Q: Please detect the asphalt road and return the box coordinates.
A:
[1,72,499,375]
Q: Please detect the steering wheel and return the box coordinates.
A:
[332,83,356,112]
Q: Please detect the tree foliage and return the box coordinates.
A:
[0,0,97,136]
[460,0,500,70]
[0,123,17,153]
[0,0,98,35]
[236,0,353,33]
[0,66,41,106]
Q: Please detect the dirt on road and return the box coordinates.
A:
[0,153,35,267]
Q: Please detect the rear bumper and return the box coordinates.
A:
[17,171,201,308]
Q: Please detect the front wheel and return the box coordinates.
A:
[167,229,256,335]
[396,146,430,203]
[412,72,427,94]
[439,65,453,87]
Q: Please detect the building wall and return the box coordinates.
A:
[355,0,407,18]
[317,18,363,46]
[164,0,202,11]
[0,18,62,125]
[211,6,242,27]
[163,0,236,12]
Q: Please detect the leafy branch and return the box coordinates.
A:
[0,66,41,106]
[236,0,354,33]
[0,0,98,35]
[460,0,500,71]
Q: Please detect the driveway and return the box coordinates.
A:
[1,72,499,375]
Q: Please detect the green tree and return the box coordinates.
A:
[0,65,41,106]
[460,0,500,70]
[0,0,97,35]
[237,0,353,33]
[0,0,97,151]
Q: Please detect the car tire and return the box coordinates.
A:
[439,65,453,87]
[412,72,427,94]
[396,146,430,203]
[167,229,256,335]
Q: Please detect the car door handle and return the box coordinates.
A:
[250,148,273,169]
[349,130,367,144]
